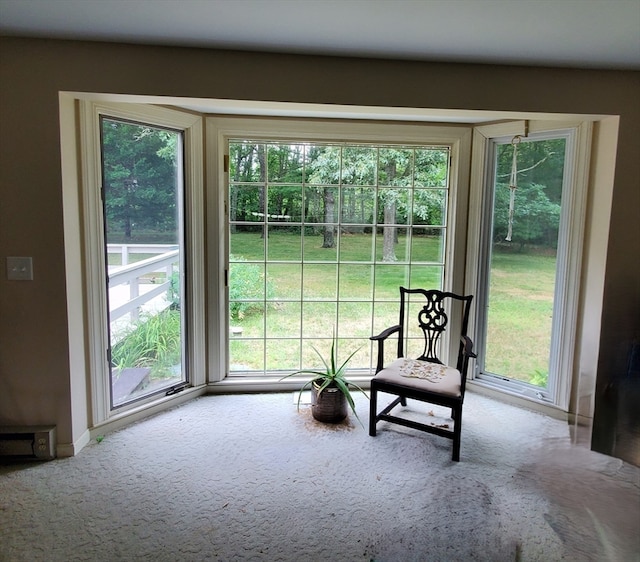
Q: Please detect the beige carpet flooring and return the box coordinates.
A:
[1,391,638,561]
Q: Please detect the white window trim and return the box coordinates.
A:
[78,101,205,425]
[466,120,592,411]
[205,117,472,383]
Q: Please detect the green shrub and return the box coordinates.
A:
[229,254,275,320]
[111,309,182,379]
[168,271,180,309]
[529,368,548,387]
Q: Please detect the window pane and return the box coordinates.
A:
[229,142,265,182]
[268,144,304,183]
[374,265,409,298]
[337,338,371,370]
[230,302,265,338]
[342,146,377,185]
[306,145,340,185]
[305,185,339,223]
[230,225,264,260]
[101,118,186,407]
[303,264,337,299]
[340,230,374,262]
[230,184,264,221]
[230,338,264,371]
[266,339,301,371]
[267,302,301,337]
[339,265,373,299]
[482,137,566,389]
[376,227,410,263]
[411,228,444,263]
[338,302,373,337]
[266,184,303,222]
[378,147,413,186]
[266,263,301,300]
[302,302,338,337]
[229,261,267,301]
[303,230,337,261]
[377,188,410,225]
[342,187,374,224]
[412,189,447,226]
[414,148,449,187]
[373,301,401,335]
[267,226,301,261]
[409,265,443,289]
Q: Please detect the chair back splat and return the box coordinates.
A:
[369,287,475,461]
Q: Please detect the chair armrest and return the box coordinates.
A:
[370,325,401,373]
[461,335,476,359]
[370,324,401,341]
[458,335,477,395]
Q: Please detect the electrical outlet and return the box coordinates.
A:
[6,256,33,280]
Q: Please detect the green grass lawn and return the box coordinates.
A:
[485,250,555,384]
[109,231,556,388]
[228,231,556,386]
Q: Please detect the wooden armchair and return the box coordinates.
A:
[369,287,475,461]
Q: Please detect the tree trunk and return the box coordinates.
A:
[382,161,397,261]
[258,145,266,238]
[383,201,397,262]
[322,187,335,248]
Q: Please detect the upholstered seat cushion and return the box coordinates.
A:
[374,358,462,398]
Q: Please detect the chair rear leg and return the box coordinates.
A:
[369,385,378,436]
[452,407,462,461]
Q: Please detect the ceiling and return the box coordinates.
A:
[1,0,639,70]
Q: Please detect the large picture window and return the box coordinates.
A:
[227,140,452,375]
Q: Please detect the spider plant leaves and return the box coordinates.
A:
[279,334,368,426]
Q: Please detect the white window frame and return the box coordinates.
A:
[79,101,205,424]
[206,117,472,383]
[466,120,592,410]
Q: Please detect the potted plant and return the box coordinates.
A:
[281,336,368,425]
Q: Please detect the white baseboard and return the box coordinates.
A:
[56,428,91,457]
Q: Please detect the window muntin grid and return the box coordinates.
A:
[228,141,450,376]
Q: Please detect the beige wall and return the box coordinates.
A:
[1,38,638,457]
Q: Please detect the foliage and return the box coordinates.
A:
[280,334,369,425]
[111,309,182,378]
[168,271,180,309]
[228,141,450,259]
[228,254,276,320]
[493,138,565,248]
[101,119,180,241]
[493,182,561,247]
[529,369,549,387]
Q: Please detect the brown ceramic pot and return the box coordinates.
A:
[311,380,348,423]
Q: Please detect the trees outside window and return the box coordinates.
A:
[227,140,450,375]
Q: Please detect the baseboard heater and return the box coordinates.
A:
[0,425,56,460]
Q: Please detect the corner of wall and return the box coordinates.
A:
[568,116,619,440]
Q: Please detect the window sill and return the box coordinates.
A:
[207,374,373,394]
[467,379,568,421]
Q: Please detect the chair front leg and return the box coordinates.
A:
[452,406,462,461]
[369,385,378,436]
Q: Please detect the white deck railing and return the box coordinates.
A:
[107,244,179,323]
